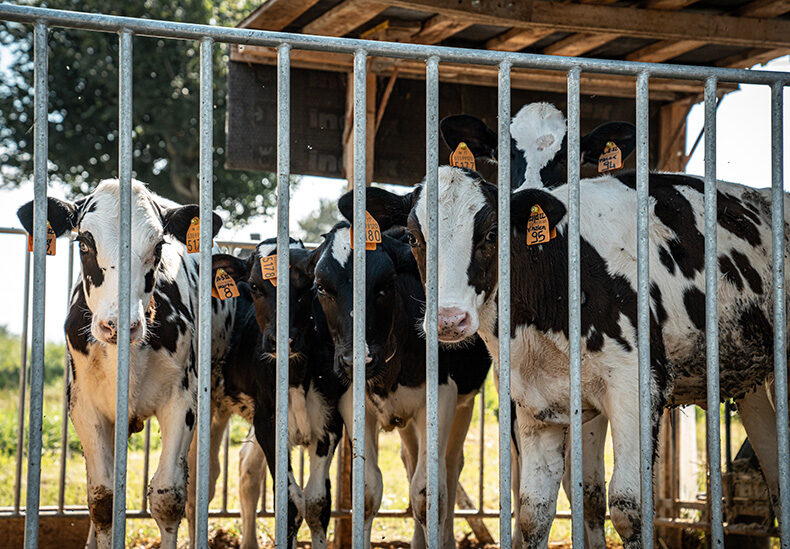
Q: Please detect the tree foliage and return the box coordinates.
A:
[297,198,339,243]
[0,0,289,224]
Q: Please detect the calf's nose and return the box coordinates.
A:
[97,319,116,340]
[437,307,472,340]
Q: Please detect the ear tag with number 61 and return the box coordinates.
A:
[350,211,382,251]
[27,221,56,255]
[186,217,200,253]
[212,268,239,301]
[526,205,555,246]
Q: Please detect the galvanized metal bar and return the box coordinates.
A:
[222,424,230,512]
[58,239,75,513]
[13,236,31,514]
[497,59,512,549]
[635,70,654,549]
[425,54,440,547]
[24,20,48,548]
[141,419,151,512]
[771,78,790,549]
[703,75,724,549]
[274,42,291,548]
[0,4,787,86]
[478,381,485,509]
[111,28,133,549]
[351,48,368,549]
[566,65,584,549]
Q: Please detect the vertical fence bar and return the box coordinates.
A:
[703,75,724,549]
[58,240,75,513]
[497,59,512,549]
[274,42,291,548]
[635,70,654,549]
[771,79,790,549]
[112,28,133,549]
[478,382,485,510]
[566,65,585,549]
[14,239,30,514]
[222,424,230,512]
[425,54,440,547]
[351,48,368,549]
[141,419,151,512]
[196,35,215,546]
[24,20,48,548]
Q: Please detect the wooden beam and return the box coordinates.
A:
[485,28,554,51]
[237,0,322,30]
[343,65,376,188]
[626,39,705,62]
[543,32,620,57]
[641,0,700,8]
[302,0,387,37]
[659,97,694,171]
[411,14,471,44]
[717,47,789,68]
[735,0,790,18]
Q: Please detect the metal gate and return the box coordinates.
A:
[0,3,787,549]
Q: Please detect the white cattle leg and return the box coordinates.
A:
[70,392,115,549]
[561,414,608,549]
[443,391,477,549]
[409,383,457,547]
[511,438,524,549]
[737,386,781,515]
[339,390,382,549]
[239,432,266,549]
[84,523,97,549]
[399,420,425,549]
[303,417,343,549]
[150,390,196,549]
[513,408,567,549]
[186,407,231,548]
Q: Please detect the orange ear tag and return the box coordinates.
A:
[526,205,554,246]
[260,255,278,287]
[213,268,239,301]
[27,221,56,255]
[449,142,476,171]
[350,211,382,251]
[598,141,623,173]
[186,217,200,253]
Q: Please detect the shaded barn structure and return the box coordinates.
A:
[223,1,790,547]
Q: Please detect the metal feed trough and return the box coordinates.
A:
[0,3,788,548]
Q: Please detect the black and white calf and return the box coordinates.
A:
[359,166,789,548]
[17,180,226,549]
[309,219,491,549]
[187,238,344,549]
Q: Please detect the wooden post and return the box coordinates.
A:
[343,64,377,190]
[659,97,692,172]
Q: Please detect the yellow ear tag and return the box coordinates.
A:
[27,221,56,255]
[213,268,240,301]
[526,205,554,246]
[598,141,623,173]
[350,211,382,251]
[260,255,278,287]
[186,217,200,253]
[449,141,476,171]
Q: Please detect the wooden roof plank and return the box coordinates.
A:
[625,39,705,62]
[642,0,700,8]
[735,0,790,18]
[717,47,789,68]
[302,0,389,37]
[543,32,621,57]
[238,0,322,30]
[485,28,554,51]
[411,14,471,44]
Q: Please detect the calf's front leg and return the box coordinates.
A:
[239,431,266,549]
[303,413,343,549]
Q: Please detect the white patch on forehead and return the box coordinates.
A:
[330,227,352,266]
[510,102,566,189]
[415,166,487,312]
[255,241,304,261]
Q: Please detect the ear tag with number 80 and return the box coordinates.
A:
[213,268,239,301]
[186,217,200,253]
[27,221,56,255]
[350,211,382,251]
[526,204,555,246]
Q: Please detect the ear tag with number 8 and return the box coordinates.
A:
[449,142,476,171]
[27,221,56,255]
[526,204,554,246]
[260,255,279,287]
[213,268,239,301]
[350,211,382,251]
[598,141,623,173]
[186,217,200,253]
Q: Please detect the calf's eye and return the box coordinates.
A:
[485,229,497,243]
[79,242,89,253]
[407,232,419,247]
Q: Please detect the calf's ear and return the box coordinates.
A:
[17,197,81,237]
[211,253,249,283]
[511,188,567,235]
[440,114,498,162]
[337,187,415,231]
[162,205,223,244]
[580,121,636,166]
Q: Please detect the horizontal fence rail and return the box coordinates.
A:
[0,3,787,549]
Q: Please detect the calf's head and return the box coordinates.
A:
[344,167,566,344]
[17,179,221,345]
[441,102,636,189]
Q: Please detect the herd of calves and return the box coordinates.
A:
[16,101,789,549]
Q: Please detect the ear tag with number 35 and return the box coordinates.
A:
[212,268,239,301]
[27,221,56,256]
[186,217,200,253]
[526,205,555,246]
